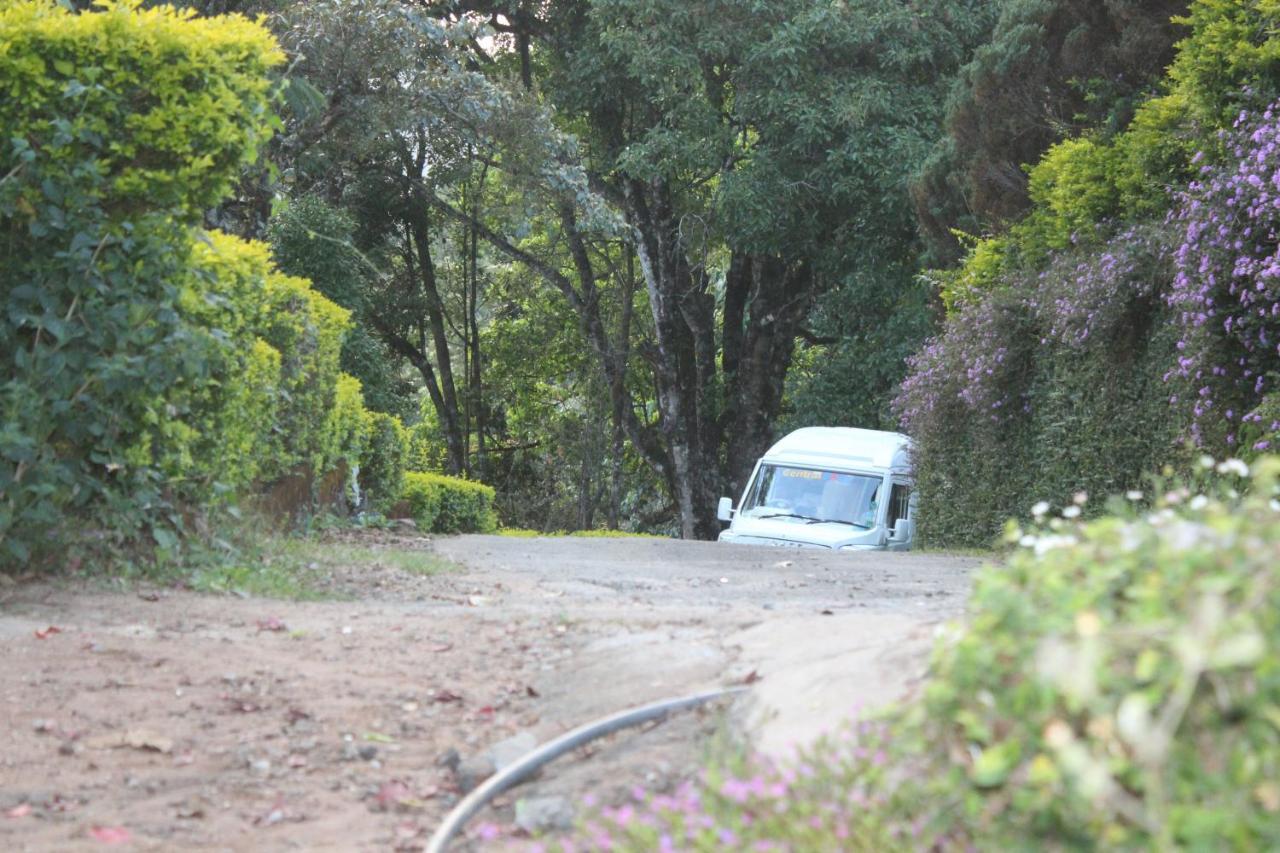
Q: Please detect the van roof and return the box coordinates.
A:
[763,427,911,471]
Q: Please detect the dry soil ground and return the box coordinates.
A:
[0,533,977,851]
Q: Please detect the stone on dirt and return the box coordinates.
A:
[454,755,495,794]
[486,731,537,770]
[515,796,574,833]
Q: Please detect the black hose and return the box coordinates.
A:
[425,686,746,852]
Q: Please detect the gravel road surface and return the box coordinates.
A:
[0,533,979,851]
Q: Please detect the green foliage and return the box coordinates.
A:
[1167,0,1280,124]
[904,461,1280,848]
[904,223,1190,548]
[906,0,1280,546]
[257,270,352,476]
[0,0,282,216]
[359,411,407,512]
[267,194,412,417]
[912,0,1187,265]
[941,0,1280,310]
[399,471,498,534]
[182,230,361,488]
[0,0,282,568]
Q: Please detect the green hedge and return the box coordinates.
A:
[0,0,283,566]
[400,471,498,534]
[0,2,388,568]
[359,412,408,512]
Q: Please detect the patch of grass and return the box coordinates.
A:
[176,530,456,600]
[274,539,455,577]
[186,556,324,600]
[912,544,999,559]
[498,527,667,539]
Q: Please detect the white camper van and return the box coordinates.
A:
[716,427,916,551]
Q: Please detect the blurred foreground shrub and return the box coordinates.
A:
[534,459,1280,851]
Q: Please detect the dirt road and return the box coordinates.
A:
[0,534,977,851]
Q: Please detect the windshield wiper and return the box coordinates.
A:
[805,518,871,529]
[757,512,821,522]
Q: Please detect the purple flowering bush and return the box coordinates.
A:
[1170,103,1280,454]
[893,0,1280,548]
[893,221,1186,546]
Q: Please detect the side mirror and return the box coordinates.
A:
[717,497,734,522]
[890,519,911,542]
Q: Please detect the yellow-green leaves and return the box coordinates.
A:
[0,0,282,217]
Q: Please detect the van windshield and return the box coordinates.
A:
[742,465,883,528]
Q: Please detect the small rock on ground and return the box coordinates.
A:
[515,796,574,833]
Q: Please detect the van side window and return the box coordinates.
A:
[889,483,911,526]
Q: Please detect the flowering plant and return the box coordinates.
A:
[1170,103,1280,453]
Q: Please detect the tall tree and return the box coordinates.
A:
[277,0,990,536]
[521,0,992,537]
[912,0,1188,266]
[278,0,509,473]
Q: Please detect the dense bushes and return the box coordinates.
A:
[359,412,408,512]
[900,461,1280,848]
[554,461,1280,850]
[899,223,1189,546]
[1170,105,1280,453]
[399,471,498,534]
[0,2,411,568]
[0,1,283,565]
[898,0,1280,545]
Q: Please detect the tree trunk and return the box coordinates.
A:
[407,212,466,474]
[624,176,721,540]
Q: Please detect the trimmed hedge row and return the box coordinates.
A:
[399,471,498,534]
[1,0,292,566]
[0,1,428,567]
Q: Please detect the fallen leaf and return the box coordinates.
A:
[137,591,160,602]
[257,616,287,632]
[34,626,62,639]
[395,820,424,840]
[363,731,395,744]
[428,642,453,653]
[175,800,206,820]
[6,803,32,819]
[432,689,462,704]
[820,609,834,616]
[223,698,261,714]
[284,707,311,725]
[372,780,424,813]
[525,685,540,698]
[740,670,763,685]
[89,825,131,844]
